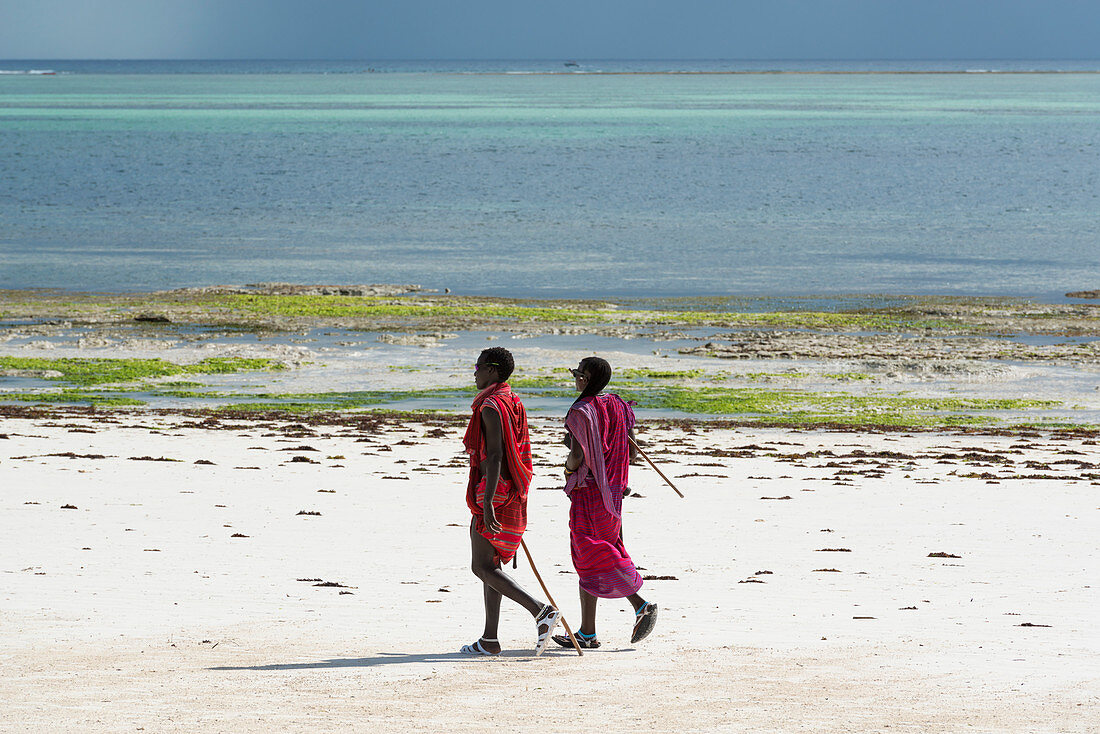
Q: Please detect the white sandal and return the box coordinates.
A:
[460,638,500,656]
[534,605,561,657]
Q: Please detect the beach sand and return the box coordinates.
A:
[2,411,1098,732]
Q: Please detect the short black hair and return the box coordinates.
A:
[479,347,515,382]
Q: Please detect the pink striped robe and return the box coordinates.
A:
[564,393,643,599]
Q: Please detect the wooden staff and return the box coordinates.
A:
[628,437,685,498]
[520,539,583,657]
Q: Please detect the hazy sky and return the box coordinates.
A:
[2,0,1098,60]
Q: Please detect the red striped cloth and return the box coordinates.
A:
[569,480,643,599]
[463,382,533,564]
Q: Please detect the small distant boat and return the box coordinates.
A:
[563,61,579,68]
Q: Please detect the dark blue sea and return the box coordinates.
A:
[1,59,1098,300]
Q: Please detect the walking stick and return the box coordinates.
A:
[628,437,685,498]
[520,539,584,657]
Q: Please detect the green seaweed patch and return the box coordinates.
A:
[182,357,286,376]
[217,398,454,414]
[150,389,222,399]
[217,387,467,412]
[823,372,878,381]
[614,387,1063,427]
[1005,420,1100,430]
[216,295,609,323]
[210,295,963,333]
[740,372,810,381]
[619,387,803,415]
[0,356,286,386]
[3,391,147,407]
[213,404,448,417]
[510,375,569,388]
[222,402,344,413]
[619,368,707,380]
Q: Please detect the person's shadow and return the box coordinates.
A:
[209,647,615,672]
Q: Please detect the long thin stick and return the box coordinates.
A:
[629,437,685,498]
[520,539,583,657]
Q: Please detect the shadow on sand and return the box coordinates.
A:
[209,647,626,672]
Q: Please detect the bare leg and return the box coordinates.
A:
[482,578,503,644]
[627,592,647,613]
[470,521,545,619]
[579,587,598,636]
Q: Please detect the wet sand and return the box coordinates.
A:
[2,411,1098,732]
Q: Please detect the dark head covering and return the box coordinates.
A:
[573,356,611,406]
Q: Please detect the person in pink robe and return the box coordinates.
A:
[554,356,657,649]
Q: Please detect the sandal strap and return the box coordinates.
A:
[534,606,562,657]
[461,639,499,655]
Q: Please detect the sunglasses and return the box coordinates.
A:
[570,368,587,379]
[474,362,501,373]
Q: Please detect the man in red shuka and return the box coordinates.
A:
[459,347,560,656]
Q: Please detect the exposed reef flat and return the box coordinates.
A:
[3,289,1099,338]
[2,288,1099,429]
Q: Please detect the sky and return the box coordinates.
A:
[1,0,1098,60]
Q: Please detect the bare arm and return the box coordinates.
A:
[565,429,584,472]
[480,405,504,533]
[628,427,639,463]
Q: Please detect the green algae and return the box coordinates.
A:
[150,389,221,399]
[214,295,608,324]
[98,293,991,333]
[0,380,1085,430]
[510,375,570,388]
[619,368,707,380]
[180,357,286,376]
[0,356,286,386]
[613,386,1062,427]
[5,290,1099,339]
[741,372,810,381]
[212,387,467,413]
[5,391,147,407]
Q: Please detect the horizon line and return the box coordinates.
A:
[4,56,1100,63]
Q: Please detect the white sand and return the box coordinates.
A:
[2,413,1098,732]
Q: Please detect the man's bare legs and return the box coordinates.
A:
[470,522,547,653]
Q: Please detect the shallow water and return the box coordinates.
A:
[2,62,1099,299]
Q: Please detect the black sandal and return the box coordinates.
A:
[631,602,658,644]
[553,631,601,649]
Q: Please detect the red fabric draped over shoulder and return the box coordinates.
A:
[462,382,533,563]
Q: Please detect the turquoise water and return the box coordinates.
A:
[1,61,1098,299]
